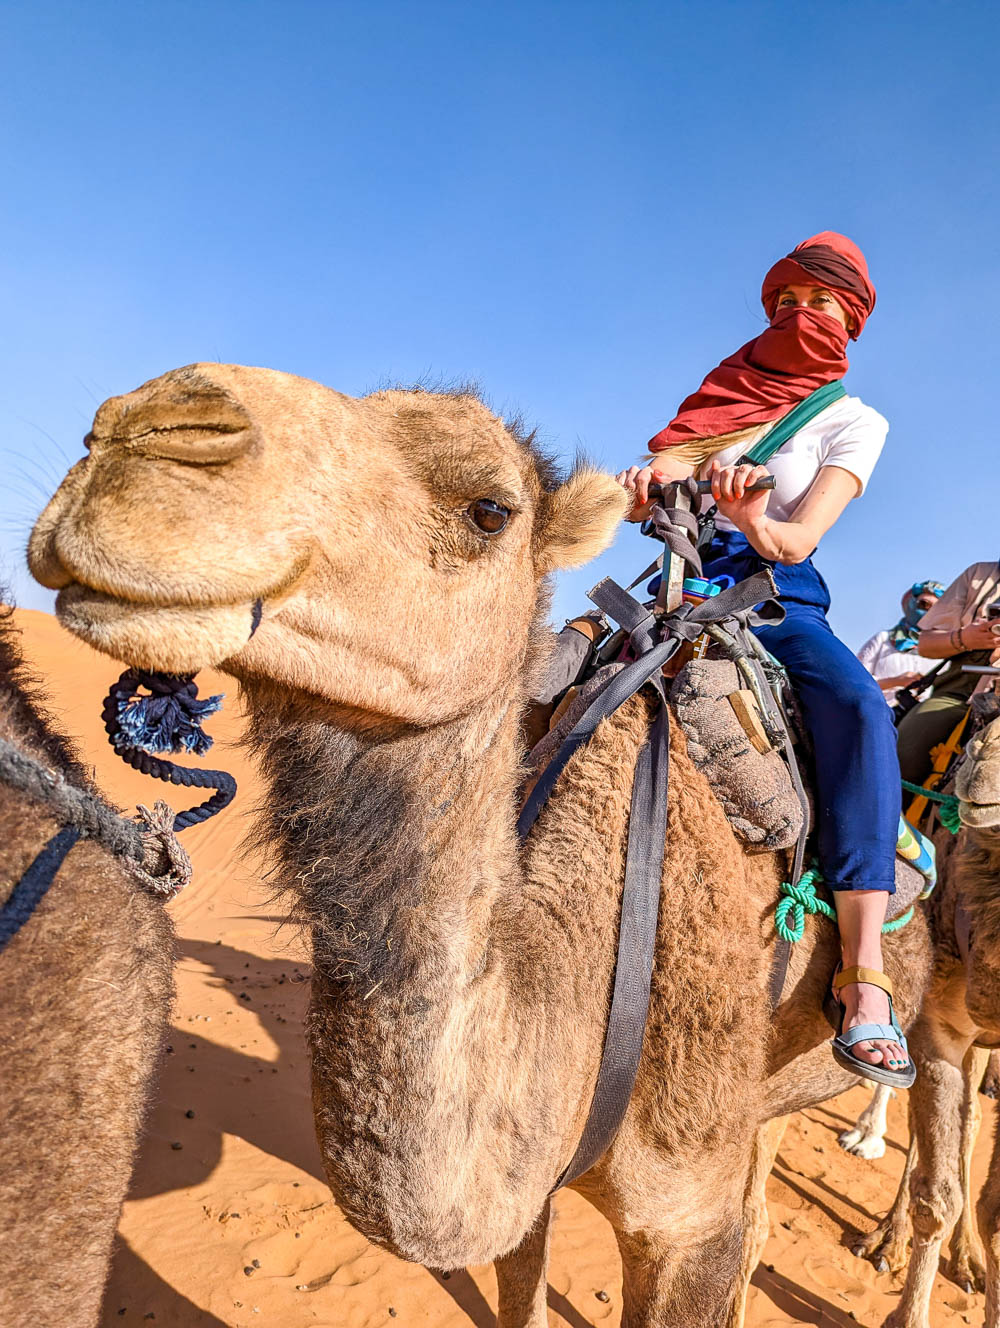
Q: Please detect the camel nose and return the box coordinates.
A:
[88,378,256,466]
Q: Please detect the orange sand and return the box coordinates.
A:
[13,608,991,1328]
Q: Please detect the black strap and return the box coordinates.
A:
[588,580,658,654]
[520,564,782,1189]
[517,635,681,842]
[0,825,80,953]
[554,689,669,1189]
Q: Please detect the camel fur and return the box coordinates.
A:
[0,603,173,1328]
[29,363,937,1327]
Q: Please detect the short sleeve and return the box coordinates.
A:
[820,403,889,494]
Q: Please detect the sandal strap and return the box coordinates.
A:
[836,1022,907,1050]
[833,965,894,997]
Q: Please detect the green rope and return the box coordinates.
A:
[882,906,914,934]
[775,867,916,943]
[775,868,835,942]
[901,779,962,835]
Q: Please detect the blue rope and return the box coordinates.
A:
[0,825,80,952]
[102,670,237,832]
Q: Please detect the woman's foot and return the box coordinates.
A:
[837,978,909,1071]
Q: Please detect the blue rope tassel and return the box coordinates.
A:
[102,670,237,832]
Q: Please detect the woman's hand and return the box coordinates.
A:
[708,461,772,531]
[616,465,660,522]
[880,671,925,692]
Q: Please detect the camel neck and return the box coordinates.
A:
[246,690,527,992]
[242,680,642,1266]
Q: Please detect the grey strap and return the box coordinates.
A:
[588,580,658,654]
[517,635,681,841]
[554,689,669,1189]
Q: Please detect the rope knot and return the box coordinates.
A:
[108,669,223,756]
[101,669,237,833]
[131,800,193,898]
[774,867,834,943]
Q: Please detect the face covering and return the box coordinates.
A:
[890,581,945,651]
[649,231,875,451]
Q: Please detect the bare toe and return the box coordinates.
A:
[852,1040,882,1066]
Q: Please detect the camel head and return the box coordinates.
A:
[29,364,626,728]
[956,705,1000,832]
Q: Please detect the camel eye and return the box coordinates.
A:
[468,499,509,534]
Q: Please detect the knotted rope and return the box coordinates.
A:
[0,737,193,903]
[775,865,914,943]
[901,778,963,835]
[102,670,237,831]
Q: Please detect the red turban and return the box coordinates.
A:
[649,231,876,450]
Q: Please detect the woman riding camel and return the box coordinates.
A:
[619,232,913,1087]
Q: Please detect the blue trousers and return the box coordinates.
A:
[703,531,900,893]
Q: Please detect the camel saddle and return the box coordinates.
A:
[533,651,926,931]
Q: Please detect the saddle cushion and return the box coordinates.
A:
[670,658,803,851]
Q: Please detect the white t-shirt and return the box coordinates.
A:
[857,630,938,706]
[700,394,889,533]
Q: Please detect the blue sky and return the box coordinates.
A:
[1,1,997,649]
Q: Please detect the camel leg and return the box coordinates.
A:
[883,1041,967,1328]
[726,1116,787,1328]
[853,1132,917,1274]
[615,1205,744,1327]
[977,1068,1000,1328]
[946,1044,989,1294]
[839,1082,893,1159]
[495,1199,551,1328]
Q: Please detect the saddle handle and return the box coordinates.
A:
[647,476,777,499]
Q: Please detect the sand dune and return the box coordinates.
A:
[12,607,990,1327]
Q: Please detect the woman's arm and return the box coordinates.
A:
[711,462,861,564]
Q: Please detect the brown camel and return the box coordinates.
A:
[28,363,935,1327]
[845,710,1000,1328]
[0,602,174,1328]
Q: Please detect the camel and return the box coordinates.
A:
[0,601,174,1328]
[28,363,936,1327]
[843,709,1000,1328]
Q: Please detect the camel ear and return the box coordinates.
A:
[536,466,628,572]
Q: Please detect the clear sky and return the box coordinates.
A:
[1,1,997,649]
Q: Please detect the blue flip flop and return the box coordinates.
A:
[830,964,916,1089]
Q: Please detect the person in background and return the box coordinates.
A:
[896,559,1000,785]
[857,580,944,706]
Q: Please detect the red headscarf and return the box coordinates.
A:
[649,231,876,450]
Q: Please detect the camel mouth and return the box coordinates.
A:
[54,561,307,673]
[958,797,1000,831]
